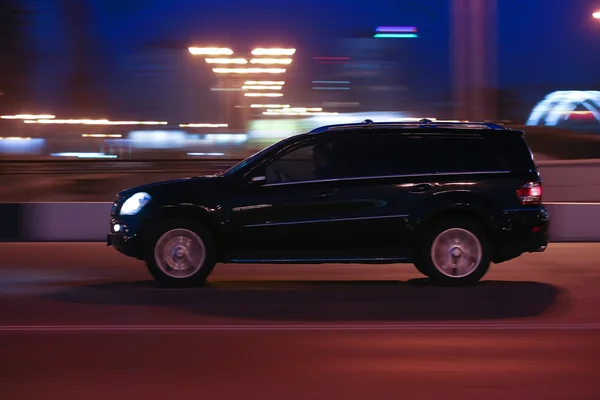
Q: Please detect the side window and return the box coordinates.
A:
[331,132,412,177]
[408,136,510,173]
[264,140,340,184]
[328,131,509,178]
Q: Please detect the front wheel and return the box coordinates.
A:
[419,217,491,286]
[145,219,216,287]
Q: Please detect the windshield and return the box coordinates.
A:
[220,140,285,177]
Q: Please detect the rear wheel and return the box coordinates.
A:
[418,217,491,286]
[145,219,216,287]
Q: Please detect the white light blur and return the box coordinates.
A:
[24,119,168,125]
[251,48,296,56]
[594,11,600,19]
[1,114,55,120]
[189,47,233,55]
[128,130,187,149]
[250,58,293,64]
[245,81,285,85]
[205,58,247,64]
[82,134,122,138]
[213,68,286,74]
[0,138,45,155]
[244,93,284,97]
[250,104,290,108]
[51,152,117,159]
[179,123,228,128]
[187,152,226,156]
[242,85,282,90]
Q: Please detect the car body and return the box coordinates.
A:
[107,119,549,286]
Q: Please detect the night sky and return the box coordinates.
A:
[24,0,600,108]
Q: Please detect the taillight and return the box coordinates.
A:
[517,182,542,205]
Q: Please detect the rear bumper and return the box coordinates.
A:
[493,206,550,262]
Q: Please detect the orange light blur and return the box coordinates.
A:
[245,81,285,85]
[1,114,55,119]
[189,47,233,55]
[242,85,282,90]
[250,58,293,65]
[213,68,286,74]
[244,93,284,97]
[205,58,247,64]
[251,48,296,56]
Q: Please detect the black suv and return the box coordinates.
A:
[107,119,549,286]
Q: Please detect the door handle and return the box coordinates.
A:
[409,183,433,193]
[313,191,334,200]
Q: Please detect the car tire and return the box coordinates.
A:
[419,217,491,286]
[145,218,217,287]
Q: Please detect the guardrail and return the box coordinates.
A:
[0,202,597,243]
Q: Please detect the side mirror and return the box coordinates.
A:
[250,175,267,185]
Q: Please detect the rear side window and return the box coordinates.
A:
[330,131,510,177]
[490,134,537,173]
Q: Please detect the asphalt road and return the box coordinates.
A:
[1,243,600,399]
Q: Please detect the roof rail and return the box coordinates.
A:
[308,118,506,133]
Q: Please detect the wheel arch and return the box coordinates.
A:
[141,204,224,260]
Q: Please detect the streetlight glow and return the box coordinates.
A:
[593,11,600,19]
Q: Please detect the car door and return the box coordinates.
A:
[296,131,437,255]
[222,135,352,257]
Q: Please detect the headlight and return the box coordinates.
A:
[120,192,151,215]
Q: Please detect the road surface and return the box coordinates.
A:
[1,243,599,399]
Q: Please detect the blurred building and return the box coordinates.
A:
[309,28,419,114]
[0,1,31,113]
[116,42,215,123]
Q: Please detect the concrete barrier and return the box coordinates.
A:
[0,201,599,243]
[537,159,600,202]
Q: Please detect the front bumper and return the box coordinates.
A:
[107,219,143,259]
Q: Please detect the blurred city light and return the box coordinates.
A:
[205,58,248,64]
[1,114,55,119]
[82,134,122,138]
[179,123,228,128]
[189,47,234,55]
[374,33,418,38]
[313,86,350,90]
[187,152,226,156]
[242,85,283,90]
[250,104,290,108]
[250,58,293,65]
[594,11,600,19]
[376,26,417,33]
[0,136,31,140]
[313,80,350,84]
[23,119,168,125]
[51,152,117,158]
[251,48,296,56]
[212,68,286,74]
[245,81,285,85]
[244,93,284,97]
[527,91,600,126]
